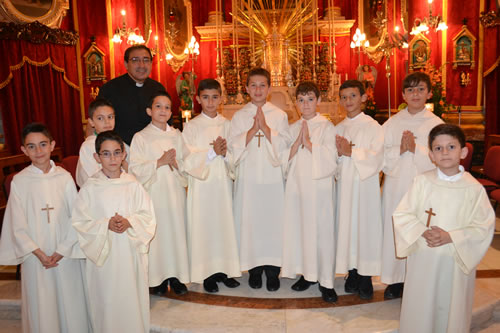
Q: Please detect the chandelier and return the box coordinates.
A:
[410,0,448,35]
[112,10,145,45]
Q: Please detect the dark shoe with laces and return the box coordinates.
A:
[248,271,262,289]
[319,285,338,303]
[222,277,240,288]
[358,275,374,300]
[266,275,280,292]
[383,283,404,300]
[169,277,188,295]
[291,276,316,292]
[203,278,219,293]
[344,269,360,294]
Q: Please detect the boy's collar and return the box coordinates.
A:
[346,112,363,121]
[29,160,56,174]
[436,165,464,182]
[202,111,218,119]
[151,122,171,132]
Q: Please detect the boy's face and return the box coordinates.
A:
[196,89,221,118]
[21,132,55,170]
[296,92,320,120]
[340,87,367,118]
[94,139,125,176]
[89,106,115,134]
[246,75,270,106]
[147,96,172,127]
[402,81,432,114]
[429,134,468,176]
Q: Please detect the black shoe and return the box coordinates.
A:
[169,278,188,295]
[358,276,373,300]
[248,272,262,289]
[344,269,360,293]
[222,277,240,288]
[203,278,219,293]
[266,275,280,292]
[150,279,168,296]
[383,283,404,300]
[319,285,338,303]
[291,276,316,292]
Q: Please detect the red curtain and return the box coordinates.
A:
[0,39,83,156]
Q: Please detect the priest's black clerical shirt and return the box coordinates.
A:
[98,74,166,145]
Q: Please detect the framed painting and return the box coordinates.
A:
[0,0,69,28]
[452,25,476,69]
[409,34,430,71]
[163,0,193,73]
[83,41,107,84]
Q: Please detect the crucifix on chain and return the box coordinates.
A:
[41,204,54,223]
[255,132,264,147]
[425,208,436,228]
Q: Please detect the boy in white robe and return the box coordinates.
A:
[182,79,241,292]
[393,124,494,333]
[0,123,90,333]
[380,72,444,299]
[229,67,292,292]
[281,82,338,302]
[72,131,156,333]
[76,98,129,187]
[335,80,384,300]
[130,91,190,295]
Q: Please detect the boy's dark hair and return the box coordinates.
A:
[197,78,222,96]
[88,98,114,119]
[428,124,466,149]
[246,67,271,86]
[21,122,53,145]
[339,79,366,96]
[95,130,125,153]
[147,91,172,109]
[296,81,320,98]
[124,45,153,63]
[402,72,432,92]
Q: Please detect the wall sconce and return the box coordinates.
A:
[350,28,370,66]
[410,0,448,35]
[112,10,145,45]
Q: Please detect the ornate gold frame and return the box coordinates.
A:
[163,0,193,73]
[83,41,107,84]
[409,33,431,71]
[0,0,69,28]
[452,25,476,69]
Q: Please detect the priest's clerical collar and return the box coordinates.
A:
[437,165,464,182]
[136,82,144,87]
[30,160,56,174]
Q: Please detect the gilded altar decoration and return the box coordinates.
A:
[479,9,500,28]
[452,24,476,69]
[409,34,431,71]
[164,0,193,73]
[0,0,69,28]
[83,39,106,84]
[0,20,77,45]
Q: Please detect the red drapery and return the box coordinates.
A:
[0,39,83,156]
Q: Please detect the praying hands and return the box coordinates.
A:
[289,121,312,160]
[108,213,132,234]
[246,106,271,146]
[212,136,227,157]
[157,148,178,171]
[336,135,354,157]
[400,130,416,155]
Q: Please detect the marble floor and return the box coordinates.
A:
[0,214,499,332]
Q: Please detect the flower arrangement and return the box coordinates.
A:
[419,60,454,118]
[364,97,378,119]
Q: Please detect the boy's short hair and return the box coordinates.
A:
[95,130,125,153]
[428,124,466,149]
[295,81,320,98]
[339,79,366,96]
[124,45,153,63]
[246,67,271,86]
[88,98,114,119]
[402,72,432,92]
[148,91,172,109]
[197,78,222,96]
[21,122,53,145]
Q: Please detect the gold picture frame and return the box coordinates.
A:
[163,0,193,73]
[83,41,107,84]
[452,25,476,69]
[409,33,431,71]
[0,0,69,28]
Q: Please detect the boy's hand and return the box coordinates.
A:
[256,107,272,143]
[157,151,170,169]
[301,121,312,152]
[422,226,452,247]
[49,252,63,265]
[33,248,58,269]
[114,214,131,233]
[289,123,303,160]
[336,135,352,157]
[214,136,227,157]
[400,131,416,154]
[108,213,121,233]
[165,149,178,170]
